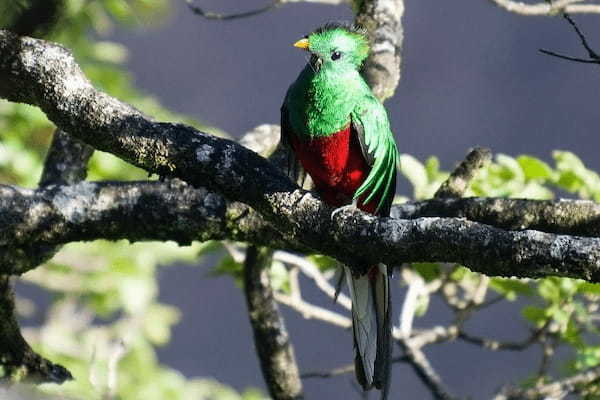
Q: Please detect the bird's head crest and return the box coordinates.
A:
[293,22,370,70]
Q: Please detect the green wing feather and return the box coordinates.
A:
[351,95,399,214]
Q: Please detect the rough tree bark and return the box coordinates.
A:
[2,30,600,281]
[1,1,600,396]
[244,247,303,400]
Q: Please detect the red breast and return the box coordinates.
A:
[291,125,377,213]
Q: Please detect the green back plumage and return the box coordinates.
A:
[284,23,399,213]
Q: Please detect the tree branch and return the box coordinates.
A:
[488,0,600,15]
[0,127,92,382]
[540,12,600,64]
[434,148,491,199]
[457,320,550,351]
[243,246,303,400]
[355,0,405,100]
[301,363,355,379]
[39,129,94,187]
[3,31,600,282]
[0,277,72,384]
[397,340,459,400]
[185,0,347,20]
[494,365,600,399]
[392,197,600,237]
[186,0,282,20]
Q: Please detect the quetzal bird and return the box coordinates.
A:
[281,23,399,394]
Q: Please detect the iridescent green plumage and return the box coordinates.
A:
[284,24,398,212]
[282,23,400,396]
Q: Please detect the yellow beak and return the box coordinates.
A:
[293,38,310,50]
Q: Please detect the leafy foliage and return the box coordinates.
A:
[401,152,600,395]
[1,1,260,399]
[3,0,600,398]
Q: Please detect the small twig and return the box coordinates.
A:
[434,147,491,199]
[106,339,127,400]
[186,0,348,20]
[186,0,348,21]
[223,242,246,264]
[536,335,556,382]
[470,275,490,306]
[274,292,352,329]
[301,363,355,379]
[494,364,600,400]
[289,267,302,301]
[273,251,351,310]
[185,0,282,20]
[399,269,425,337]
[302,355,414,380]
[397,339,459,400]
[489,0,600,15]
[563,12,599,59]
[539,13,600,64]
[473,294,505,311]
[458,318,551,351]
[406,325,459,348]
[538,49,599,63]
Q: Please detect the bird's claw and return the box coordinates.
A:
[331,201,359,221]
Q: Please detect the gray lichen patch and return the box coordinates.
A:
[195,144,214,163]
[51,182,97,223]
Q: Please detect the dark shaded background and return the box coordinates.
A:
[103,0,600,398]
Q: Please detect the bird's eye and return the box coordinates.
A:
[331,51,342,61]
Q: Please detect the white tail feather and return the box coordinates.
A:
[345,265,379,386]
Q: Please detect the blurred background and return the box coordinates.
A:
[2,0,600,399]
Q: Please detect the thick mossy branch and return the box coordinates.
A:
[0,125,89,384]
[392,198,600,237]
[0,180,302,274]
[0,277,71,384]
[2,30,600,281]
[3,179,600,281]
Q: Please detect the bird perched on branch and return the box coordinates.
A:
[281,22,399,396]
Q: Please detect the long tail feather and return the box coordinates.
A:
[345,264,391,395]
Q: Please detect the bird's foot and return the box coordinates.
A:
[330,200,359,221]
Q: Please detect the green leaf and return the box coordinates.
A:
[270,260,290,294]
[92,41,128,63]
[490,278,533,301]
[210,255,243,286]
[307,254,338,272]
[196,241,223,257]
[414,293,430,317]
[548,305,571,332]
[538,278,561,302]
[143,304,181,345]
[496,154,525,183]
[449,266,472,281]
[521,305,547,326]
[118,277,156,314]
[578,282,600,296]
[517,155,554,180]
[576,346,600,369]
[412,263,440,282]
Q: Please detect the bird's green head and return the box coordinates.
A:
[294,22,369,72]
